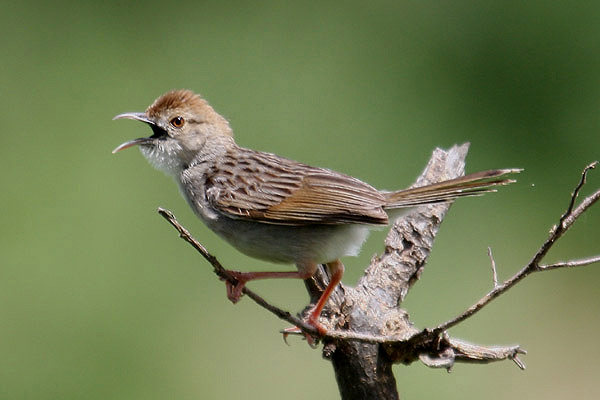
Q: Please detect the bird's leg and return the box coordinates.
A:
[225,269,313,303]
[306,259,344,334]
[226,261,345,343]
[283,260,345,343]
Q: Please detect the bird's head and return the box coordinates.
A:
[113,89,233,176]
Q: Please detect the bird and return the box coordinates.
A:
[113,89,519,336]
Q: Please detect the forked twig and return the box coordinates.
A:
[432,162,600,333]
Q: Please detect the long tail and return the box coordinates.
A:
[383,168,522,209]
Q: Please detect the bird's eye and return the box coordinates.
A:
[170,116,185,128]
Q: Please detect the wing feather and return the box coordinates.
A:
[204,149,388,226]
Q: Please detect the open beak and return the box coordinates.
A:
[112,112,157,154]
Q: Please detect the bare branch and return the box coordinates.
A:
[562,187,600,231]
[432,162,600,333]
[487,247,499,289]
[283,327,411,344]
[449,338,527,370]
[539,254,600,271]
[418,338,526,370]
[562,161,597,221]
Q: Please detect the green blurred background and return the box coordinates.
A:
[1,1,599,399]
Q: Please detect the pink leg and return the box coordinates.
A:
[226,261,345,342]
[306,260,344,335]
[283,259,345,342]
[225,269,313,303]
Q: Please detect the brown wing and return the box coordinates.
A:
[204,149,389,226]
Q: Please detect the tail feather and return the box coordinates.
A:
[383,168,521,209]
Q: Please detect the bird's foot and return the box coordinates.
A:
[282,306,327,347]
[223,270,248,303]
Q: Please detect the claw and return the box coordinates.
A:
[223,270,247,303]
[280,308,326,348]
[281,328,298,346]
[281,326,320,348]
[225,280,245,303]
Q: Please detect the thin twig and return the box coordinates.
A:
[433,163,600,333]
[562,186,600,231]
[562,161,597,222]
[487,247,499,288]
[511,354,527,370]
[539,255,600,271]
